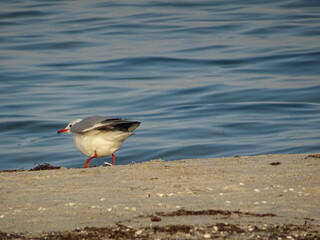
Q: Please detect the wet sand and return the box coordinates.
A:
[0,154,319,239]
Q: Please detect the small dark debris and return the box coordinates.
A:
[155,209,276,218]
[215,223,244,233]
[152,225,192,234]
[305,154,320,159]
[150,216,161,222]
[232,210,277,217]
[0,169,24,173]
[29,163,61,171]
[156,209,232,217]
[304,217,315,222]
[269,161,281,166]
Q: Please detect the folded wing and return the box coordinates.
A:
[71,116,140,133]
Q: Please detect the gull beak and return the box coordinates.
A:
[57,129,68,134]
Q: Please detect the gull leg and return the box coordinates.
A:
[112,154,116,165]
[84,151,97,168]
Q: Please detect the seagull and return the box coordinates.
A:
[57,116,140,168]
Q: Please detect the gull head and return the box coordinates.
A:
[57,119,82,134]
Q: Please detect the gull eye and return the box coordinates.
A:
[69,124,73,127]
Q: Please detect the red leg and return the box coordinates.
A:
[84,151,97,168]
[112,153,116,165]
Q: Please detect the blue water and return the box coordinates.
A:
[1,0,319,170]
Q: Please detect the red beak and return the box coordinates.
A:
[57,129,68,133]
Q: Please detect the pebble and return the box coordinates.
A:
[254,189,260,193]
[65,203,76,206]
[212,226,218,232]
[100,198,105,201]
[135,229,143,235]
[203,233,211,239]
[37,207,47,211]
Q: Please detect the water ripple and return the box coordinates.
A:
[0,0,319,169]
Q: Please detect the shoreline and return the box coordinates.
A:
[0,154,319,239]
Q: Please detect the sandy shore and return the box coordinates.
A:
[0,154,319,239]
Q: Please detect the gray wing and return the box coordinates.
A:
[71,116,140,133]
[70,116,108,133]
